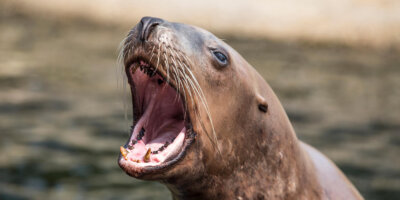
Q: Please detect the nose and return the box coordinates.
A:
[139,17,164,41]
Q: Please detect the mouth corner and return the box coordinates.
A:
[118,58,196,177]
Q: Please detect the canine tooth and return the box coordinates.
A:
[120,146,128,160]
[144,148,151,162]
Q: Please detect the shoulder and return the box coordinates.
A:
[300,142,364,200]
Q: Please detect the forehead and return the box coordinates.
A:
[170,22,222,49]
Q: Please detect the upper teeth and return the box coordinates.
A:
[137,127,145,140]
[139,61,155,77]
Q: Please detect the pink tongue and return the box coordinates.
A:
[130,140,146,158]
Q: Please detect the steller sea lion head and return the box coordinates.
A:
[118,16,289,181]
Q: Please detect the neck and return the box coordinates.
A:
[163,126,322,200]
[163,81,322,199]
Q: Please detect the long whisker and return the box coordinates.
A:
[154,42,162,74]
[149,45,156,62]
[167,48,207,133]
[169,47,220,154]
[167,48,195,106]
[118,32,221,155]
[167,48,185,102]
[117,37,130,123]
[180,61,220,155]
[162,44,171,84]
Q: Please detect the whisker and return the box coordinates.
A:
[149,45,156,62]
[117,36,132,135]
[154,42,162,74]
[167,48,184,102]
[180,62,220,155]
[162,44,171,84]
[118,32,221,155]
[168,46,220,154]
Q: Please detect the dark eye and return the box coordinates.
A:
[212,51,228,66]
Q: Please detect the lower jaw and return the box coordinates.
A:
[120,127,186,166]
[118,129,195,177]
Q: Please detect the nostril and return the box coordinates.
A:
[144,23,159,40]
[139,17,163,41]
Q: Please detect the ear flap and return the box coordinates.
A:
[256,94,268,113]
[247,64,269,114]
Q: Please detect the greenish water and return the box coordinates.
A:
[1,9,399,200]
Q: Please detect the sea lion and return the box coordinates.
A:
[117,17,363,200]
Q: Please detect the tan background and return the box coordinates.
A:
[8,0,400,48]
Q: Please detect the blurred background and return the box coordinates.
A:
[0,0,399,199]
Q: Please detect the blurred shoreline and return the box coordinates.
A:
[4,0,400,49]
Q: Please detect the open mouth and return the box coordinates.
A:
[119,58,195,173]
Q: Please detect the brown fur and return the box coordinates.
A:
[119,17,364,200]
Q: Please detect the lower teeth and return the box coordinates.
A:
[129,129,174,154]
